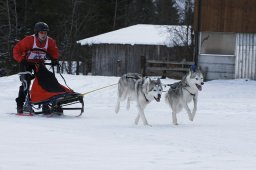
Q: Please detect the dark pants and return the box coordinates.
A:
[16,63,35,109]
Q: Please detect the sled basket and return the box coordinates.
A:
[29,63,84,116]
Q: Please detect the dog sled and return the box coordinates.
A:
[20,61,84,117]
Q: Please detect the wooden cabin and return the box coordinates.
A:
[77,24,192,77]
[194,0,256,80]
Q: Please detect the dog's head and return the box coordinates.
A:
[186,66,204,91]
[143,77,163,102]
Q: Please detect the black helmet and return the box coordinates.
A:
[34,22,49,35]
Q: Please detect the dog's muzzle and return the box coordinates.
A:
[196,82,204,91]
[154,94,161,102]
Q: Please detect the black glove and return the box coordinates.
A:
[19,74,26,82]
[52,59,59,66]
[19,59,28,72]
[19,73,35,82]
[21,59,28,66]
[46,53,52,60]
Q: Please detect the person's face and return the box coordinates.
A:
[38,31,47,42]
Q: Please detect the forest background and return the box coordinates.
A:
[0,0,193,75]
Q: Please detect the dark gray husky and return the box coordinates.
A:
[115,73,162,126]
[165,67,204,125]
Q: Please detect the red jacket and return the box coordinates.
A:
[13,35,59,63]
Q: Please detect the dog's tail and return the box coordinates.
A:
[164,92,170,105]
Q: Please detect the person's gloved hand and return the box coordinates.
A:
[20,59,28,66]
[19,59,28,72]
[19,74,26,82]
[19,73,34,82]
[45,53,52,60]
[52,59,59,66]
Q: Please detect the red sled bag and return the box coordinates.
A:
[30,64,73,103]
[28,63,84,116]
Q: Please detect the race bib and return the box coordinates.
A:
[27,51,47,60]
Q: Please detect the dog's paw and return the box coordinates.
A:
[188,114,194,121]
[142,121,151,126]
[192,110,196,115]
[115,105,120,114]
[173,122,178,125]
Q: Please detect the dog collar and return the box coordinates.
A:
[184,87,196,96]
[143,93,150,102]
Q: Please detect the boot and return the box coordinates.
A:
[17,105,33,116]
[53,105,63,115]
[17,106,23,114]
[42,104,51,115]
[23,101,34,113]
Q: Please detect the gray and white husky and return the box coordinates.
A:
[165,67,204,125]
[115,73,163,126]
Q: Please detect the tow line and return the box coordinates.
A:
[80,83,118,96]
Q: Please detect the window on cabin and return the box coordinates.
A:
[200,32,235,55]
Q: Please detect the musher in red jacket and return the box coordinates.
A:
[13,22,60,114]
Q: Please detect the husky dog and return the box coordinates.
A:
[165,67,204,125]
[115,73,162,126]
[115,73,142,113]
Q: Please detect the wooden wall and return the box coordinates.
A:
[198,54,235,80]
[194,0,256,33]
[91,44,192,76]
[235,33,256,80]
[198,33,256,80]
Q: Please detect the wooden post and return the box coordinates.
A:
[140,56,146,76]
[161,70,167,79]
[76,61,80,75]
[81,61,86,75]
[116,59,121,76]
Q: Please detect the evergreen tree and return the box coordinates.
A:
[154,0,179,25]
[0,0,188,75]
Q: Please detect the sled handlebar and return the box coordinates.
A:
[18,71,33,75]
[44,61,59,66]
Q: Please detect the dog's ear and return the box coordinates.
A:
[143,77,151,92]
[188,69,192,77]
[147,77,151,83]
[156,78,161,85]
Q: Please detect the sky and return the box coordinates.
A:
[0,74,256,170]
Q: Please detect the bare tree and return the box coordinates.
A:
[0,0,18,74]
[60,0,96,74]
[113,0,118,29]
[169,0,194,61]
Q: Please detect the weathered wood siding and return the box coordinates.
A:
[198,54,235,80]
[235,33,256,79]
[194,0,256,80]
[194,0,256,33]
[91,44,192,76]
[198,33,256,80]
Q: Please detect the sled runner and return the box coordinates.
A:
[19,61,84,117]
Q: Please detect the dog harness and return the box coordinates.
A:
[139,79,150,102]
[125,75,141,80]
[27,35,48,60]
[183,83,196,96]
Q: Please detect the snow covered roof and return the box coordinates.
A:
[77,24,191,47]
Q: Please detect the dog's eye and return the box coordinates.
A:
[196,78,198,80]
[153,89,157,91]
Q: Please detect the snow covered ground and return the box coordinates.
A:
[0,74,256,170]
